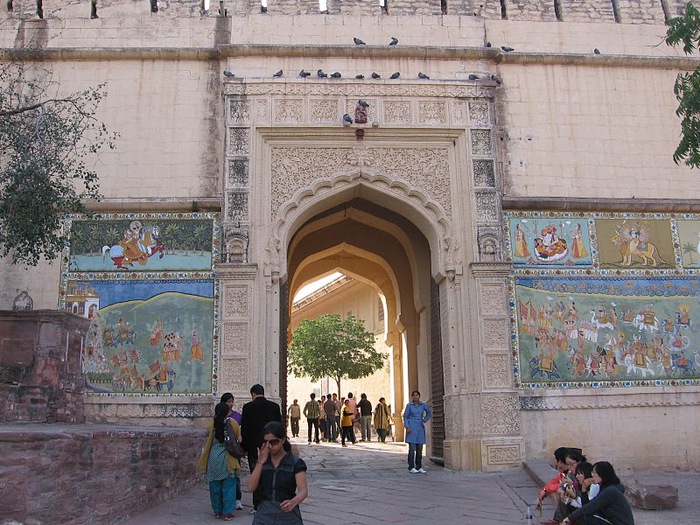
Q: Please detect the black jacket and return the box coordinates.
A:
[568,484,635,525]
[241,396,282,452]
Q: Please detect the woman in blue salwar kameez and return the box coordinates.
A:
[403,390,432,473]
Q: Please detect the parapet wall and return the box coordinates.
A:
[1,0,693,23]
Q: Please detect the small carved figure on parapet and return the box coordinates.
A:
[355,100,369,124]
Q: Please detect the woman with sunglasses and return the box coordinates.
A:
[248,421,308,524]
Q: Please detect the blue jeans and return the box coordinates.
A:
[209,476,237,516]
[407,442,423,470]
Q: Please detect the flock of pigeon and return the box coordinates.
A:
[222,38,602,81]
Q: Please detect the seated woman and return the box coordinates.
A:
[561,461,635,525]
[562,461,599,509]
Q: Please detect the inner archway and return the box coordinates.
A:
[282,196,446,461]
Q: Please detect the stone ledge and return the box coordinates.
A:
[523,458,558,488]
[625,479,678,510]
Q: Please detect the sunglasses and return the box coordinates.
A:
[263,438,281,446]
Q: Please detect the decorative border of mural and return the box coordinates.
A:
[505,211,700,389]
[59,212,221,397]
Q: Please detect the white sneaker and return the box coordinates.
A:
[409,468,419,473]
[418,467,427,473]
[235,500,243,510]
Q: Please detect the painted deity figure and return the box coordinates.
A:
[514,223,530,258]
[190,329,204,362]
[571,223,588,258]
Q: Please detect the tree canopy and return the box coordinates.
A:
[0,60,117,265]
[288,313,385,396]
[666,2,700,168]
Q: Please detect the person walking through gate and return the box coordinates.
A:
[287,399,301,438]
[403,390,432,473]
[357,393,373,442]
[373,396,392,443]
[241,384,282,513]
[302,393,321,444]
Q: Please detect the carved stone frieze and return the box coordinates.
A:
[228,159,249,187]
[383,100,412,124]
[470,129,492,156]
[273,98,304,123]
[483,354,511,389]
[223,285,248,317]
[222,322,248,356]
[417,100,448,125]
[254,99,269,124]
[228,128,250,156]
[520,389,700,410]
[481,318,508,350]
[224,81,494,101]
[269,146,452,219]
[229,98,250,124]
[468,100,491,126]
[479,283,507,315]
[481,393,520,434]
[450,100,467,126]
[473,159,496,188]
[310,99,339,123]
[475,191,499,223]
[220,357,250,391]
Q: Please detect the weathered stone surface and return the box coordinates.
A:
[625,479,679,510]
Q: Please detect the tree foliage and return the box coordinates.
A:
[0,60,117,265]
[288,313,385,396]
[666,2,700,168]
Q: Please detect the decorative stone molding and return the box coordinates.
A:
[520,388,700,410]
[481,393,520,434]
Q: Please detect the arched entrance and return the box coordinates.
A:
[278,192,446,462]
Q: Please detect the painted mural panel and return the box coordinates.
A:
[596,219,675,270]
[508,217,592,267]
[514,277,700,387]
[60,213,219,395]
[677,219,700,268]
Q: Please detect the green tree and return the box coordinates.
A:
[288,314,385,396]
[666,2,700,167]
[682,241,697,263]
[0,60,117,264]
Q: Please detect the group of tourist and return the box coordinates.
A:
[289,392,395,445]
[533,447,635,525]
[198,384,308,523]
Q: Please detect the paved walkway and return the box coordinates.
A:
[120,439,699,525]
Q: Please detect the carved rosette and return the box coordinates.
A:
[481,393,520,434]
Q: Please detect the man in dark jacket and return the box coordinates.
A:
[240,383,282,512]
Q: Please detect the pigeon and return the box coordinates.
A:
[501,46,514,52]
[330,72,342,78]
[418,72,430,79]
[390,72,400,79]
[389,37,398,46]
[355,74,365,79]
[594,48,601,55]
[371,72,381,79]
[273,70,283,77]
[317,69,328,78]
[342,114,353,125]
[299,69,311,78]
[358,100,369,108]
[490,74,502,85]
[223,70,235,78]
[468,73,479,80]
[485,42,492,48]
[354,37,366,45]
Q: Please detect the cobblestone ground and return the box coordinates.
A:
[120,438,699,525]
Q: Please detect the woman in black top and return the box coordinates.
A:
[248,421,308,524]
[561,461,635,525]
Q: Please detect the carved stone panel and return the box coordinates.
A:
[482,440,523,466]
[473,159,496,188]
[227,191,248,222]
[273,98,304,124]
[417,100,448,125]
[383,100,412,124]
[228,159,249,187]
[468,101,491,126]
[450,100,468,126]
[479,283,507,315]
[223,285,248,318]
[481,318,508,350]
[229,98,250,125]
[475,191,499,222]
[481,393,520,434]
[222,322,248,357]
[220,357,250,391]
[483,354,511,389]
[309,99,339,123]
[228,128,250,156]
[470,129,492,155]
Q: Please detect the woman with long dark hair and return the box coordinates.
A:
[248,421,308,524]
[561,461,635,525]
[198,401,242,521]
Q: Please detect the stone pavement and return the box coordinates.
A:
[119,439,700,525]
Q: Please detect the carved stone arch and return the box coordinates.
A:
[270,169,457,283]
